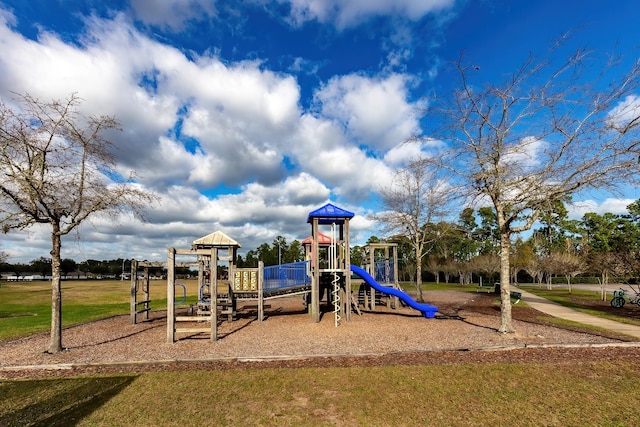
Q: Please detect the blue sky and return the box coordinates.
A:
[0,0,639,264]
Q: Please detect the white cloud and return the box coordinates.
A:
[0,8,421,263]
[279,0,456,29]
[1,173,332,264]
[500,136,546,172]
[130,0,218,31]
[0,13,306,192]
[291,114,396,200]
[313,73,425,152]
[384,143,422,166]
[383,137,444,166]
[607,94,640,132]
[567,198,636,219]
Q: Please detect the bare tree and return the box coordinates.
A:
[470,254,500,285]
[454,260,473,286]
[511,239,536,284]
[374,158,456,302]
[425,44,640,332]
[524,257,544,288]
[541,252,583,292]
[551,252,584,294]
[0,93,157,353]
[424,255,442,284]
[441,259,456,283]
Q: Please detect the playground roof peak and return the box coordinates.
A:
[301,232,334,245]
[192,231,241,249]
[307,203,354,224]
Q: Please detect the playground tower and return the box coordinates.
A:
[166,231,240,342]
[307,203,354,324]
[361,242,400,311]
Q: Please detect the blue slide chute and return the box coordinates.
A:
[350,265,438,318]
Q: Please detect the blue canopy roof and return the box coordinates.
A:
[307,203,355,224]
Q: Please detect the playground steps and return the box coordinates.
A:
[194,304,235,320]
[357,284,394,309]
[175,327,211,334]
[176,315,210,321]
[174,312,212,334]
[217,295,235,321]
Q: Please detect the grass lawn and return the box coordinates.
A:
[2,361,640,426]
[0,279,199,341]
[3,279,640,426]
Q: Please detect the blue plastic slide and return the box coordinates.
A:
[350,265,438,318]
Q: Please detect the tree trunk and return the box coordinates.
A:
[536,272,543,287]
[600,271,608,301]
[498,226,514,333]
[416,255,424,303]
[48,227,63,353]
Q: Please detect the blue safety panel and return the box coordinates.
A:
[263,261,311,293]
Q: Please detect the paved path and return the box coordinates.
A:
[514,287,640,340]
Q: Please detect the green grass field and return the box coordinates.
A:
[0,279,199,341]
[2,362,640,426]
[3,279,640,426]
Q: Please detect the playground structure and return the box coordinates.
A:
[164,231,312,342]
[358,242,400,311]
[129,203,438,343]
[130,259,167,325]
[305,203,355,325]
[165,231,241,342]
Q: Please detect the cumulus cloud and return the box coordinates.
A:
[291,114,397,200]
[567,198,636,220]
[279,0,456,29]
[0,6,419,262]
[39,174,333,263]
[130,0,218,31]
[313,73,425,153]
[607,95,640,132]
[0,13,305,192]
[383,137,444,166]
[500,136,547,172]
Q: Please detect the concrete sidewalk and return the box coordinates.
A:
[514,287,640,340]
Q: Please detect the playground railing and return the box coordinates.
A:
[263,260,311,293]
